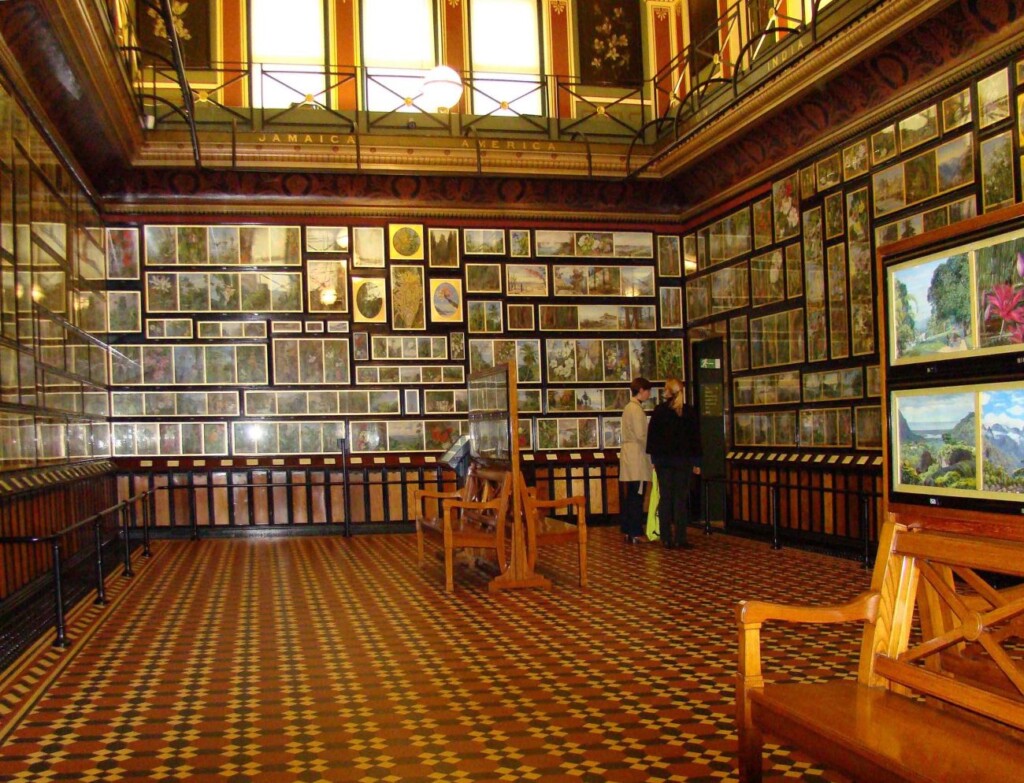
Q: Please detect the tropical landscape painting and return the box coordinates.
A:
[889,253,971,363]
[976,232,1024,351]
[894,389,977,493]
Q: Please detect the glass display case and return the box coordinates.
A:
[467,362,519,468]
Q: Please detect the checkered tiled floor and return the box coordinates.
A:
[0,527,866,781]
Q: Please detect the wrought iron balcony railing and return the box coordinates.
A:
[117,0,883,174]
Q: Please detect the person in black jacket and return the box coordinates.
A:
[646,377,701,549]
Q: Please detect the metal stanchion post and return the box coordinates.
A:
[703,479,712,536]
[121,504,134,578]
[339,436,351,537]
[93,517,107,606]
[141,493,151,557]
[51,541,69,648]
[770,485,781,550]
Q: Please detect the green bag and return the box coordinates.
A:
[646,471,660,541]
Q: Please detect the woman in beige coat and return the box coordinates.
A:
[619,377,652,543]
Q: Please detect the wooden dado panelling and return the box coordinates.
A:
[116,454,624,535]
[726,461,882,551]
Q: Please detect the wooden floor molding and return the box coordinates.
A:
[0,528,866,781]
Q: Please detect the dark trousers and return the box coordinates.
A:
[620,480,646,537]
[654,463,693,546]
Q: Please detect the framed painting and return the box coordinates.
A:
[657,235,682,277]
[107,227,139,279]
[506,263,548,296]
[107,291,141,333]
[536,230,576,257]
[351,276,387,324]
[978,68,1010,129]
[752,197,773,250]
[450,331,465,360]
[306,226,349,254]
[352,332,369,361]
[509,229,531,257]
[576,231,615,257]
[145,225,176,265]
[887,250,971,365]
[815,154,841,192]
[467,300,503,333]
[730,315,749,372]
[352,226,385,268]
[980,131,1014,213]
[799,166,816,201]
[429,278,463,323]
[872,164,906,218]
[772,173,801,242]
[389,223,424,261]
[137,0,210,67]
[824,192,844,239]
[307,258,349,313]
[935,133,975,193]
[463,228,505,255]
[842,138,869,181]
[871,125,898,165]
[659,287,683,329]
[465,263,502,293]
[428,228,460,268]
[507,303,535,331]
[390,265,426,330]
[207,226,239,264]
[942,88,972,132]
[750,250,784,308]
[683,235,697,272]
[898,105,939,152]
[904,149,939,207]
[576,0,643,86]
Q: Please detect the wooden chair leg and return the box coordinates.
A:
[443,533,454,593]
[736,687,764,783]
[416,521,424,566]
[578,535,587,588]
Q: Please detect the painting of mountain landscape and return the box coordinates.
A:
[889,253,971,363]
[894,390,977,492]
[981,386,1024,497]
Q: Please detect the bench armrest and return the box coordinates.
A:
[737,591,880,626]
[736,591,880,688]
[442,496,504,532]
[414,489,462,502]
[529,494,585,515]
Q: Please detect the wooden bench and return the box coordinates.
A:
[518,473,587,587]
[736,514,1024,782]
[414,462,512,593]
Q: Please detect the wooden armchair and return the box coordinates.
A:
[518,473,587,587]
[735,517,1024,782]
[414,463,512,593]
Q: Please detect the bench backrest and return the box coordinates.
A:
[862,517,1024,734]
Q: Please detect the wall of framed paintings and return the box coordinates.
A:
[685,51,1024,468]
[97,219,684,460]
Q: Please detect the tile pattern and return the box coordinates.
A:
[0,528,867,781]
